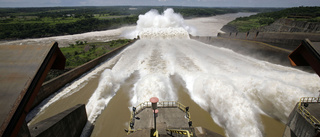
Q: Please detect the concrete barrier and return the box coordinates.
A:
[191,36,313,73]
[29,104,87,137]
[191,36,291,63]
[31,40,136,109]
[18,121,31,137]
[218,32,320,50]
[283,103,320,137]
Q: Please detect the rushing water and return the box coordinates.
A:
[26,9,320,137]
[83,37,319,136]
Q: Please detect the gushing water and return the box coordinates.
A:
[76,9,320,137]
[82,8,320,136]
[125,8,195,39]
[25,8,320,137]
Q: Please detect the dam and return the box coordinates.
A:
[1,9,320,137]
[27,37,320,136]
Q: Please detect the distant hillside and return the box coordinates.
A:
[254,18,320,33]
[0,6,281,40]
[222,6,320,33]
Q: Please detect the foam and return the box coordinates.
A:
[125,8,195,39]
[28,9,320,137]
[87,38,319,136]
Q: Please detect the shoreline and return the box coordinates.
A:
[0,12,257,47]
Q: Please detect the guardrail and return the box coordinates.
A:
[297,97,320,129]
[126,101,192,135]
[167,129,193,137]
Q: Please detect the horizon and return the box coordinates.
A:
[1,0,319,8]
[0,5,304,8]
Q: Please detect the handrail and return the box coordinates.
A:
[153,130,159,137]
[167,129,193,137]
[133,101,191,119]
[126,101,193,135]
[297,97,320,128]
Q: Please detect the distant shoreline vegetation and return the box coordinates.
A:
[227,6,320,32]
[45,39,132,81]
[0,6,282,40]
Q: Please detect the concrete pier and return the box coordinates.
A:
[29,104,87,137]
[0,43,65,137]
[134,107,189,134]
[283,101,320,137]
[127,101,192,136]
[126,101,224,137]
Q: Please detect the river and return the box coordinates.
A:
[24,11,320,137]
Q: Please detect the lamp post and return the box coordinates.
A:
[150,97,159,130]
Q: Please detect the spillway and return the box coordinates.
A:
[27,9,320,137]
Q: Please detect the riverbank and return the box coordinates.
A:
[45,39,133,81]
[1,6,272,41]
[27,12,267,137]
[221,6,320,33]
[0,12,256,47]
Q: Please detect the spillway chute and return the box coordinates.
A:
[138,28,190,39]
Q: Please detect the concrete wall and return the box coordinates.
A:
[29,104,87,137]
[191,36,314,72]
[191,36,292,65]
[31,40,136,109]
[17,121,30,137]
[218,32,320,50]
[283,104,320,137]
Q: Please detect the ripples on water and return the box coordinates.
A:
[27,8,319,137]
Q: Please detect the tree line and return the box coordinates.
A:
[228,6,320,32]
[0,6,283,40]
[0,16,138,39]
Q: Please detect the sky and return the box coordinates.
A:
[0,0,319,7]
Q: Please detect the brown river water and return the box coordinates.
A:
[26,12,320,137]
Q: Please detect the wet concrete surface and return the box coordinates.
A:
[27,41,289,137]
[28,68,286,137]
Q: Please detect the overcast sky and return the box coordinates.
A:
[0,0,319,7]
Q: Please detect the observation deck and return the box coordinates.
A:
[297,97,320,129]
[125,101,224,137]
[126,101,193,136]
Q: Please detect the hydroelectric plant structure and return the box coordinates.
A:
[1,9,320,137]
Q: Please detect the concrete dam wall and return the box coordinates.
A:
[29,104,87,137]
[29,34,318,136]
[191,36,293,67]
[217,32,320,51]
[32,39,136,109]
[24,40,137,137]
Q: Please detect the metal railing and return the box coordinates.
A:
[126,101,192,135]
[297,97,320,128]
[167,129,193,137]
[153,130,159,137]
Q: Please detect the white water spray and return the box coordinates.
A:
[84,37,319,137]
[89,9,320,136]
[125,8,195,39]
[29,8,318,137]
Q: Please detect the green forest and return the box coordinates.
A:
[45,39,132,81]
[0,6,282,40]
[228,6,320,32]
[62,39,131,68]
